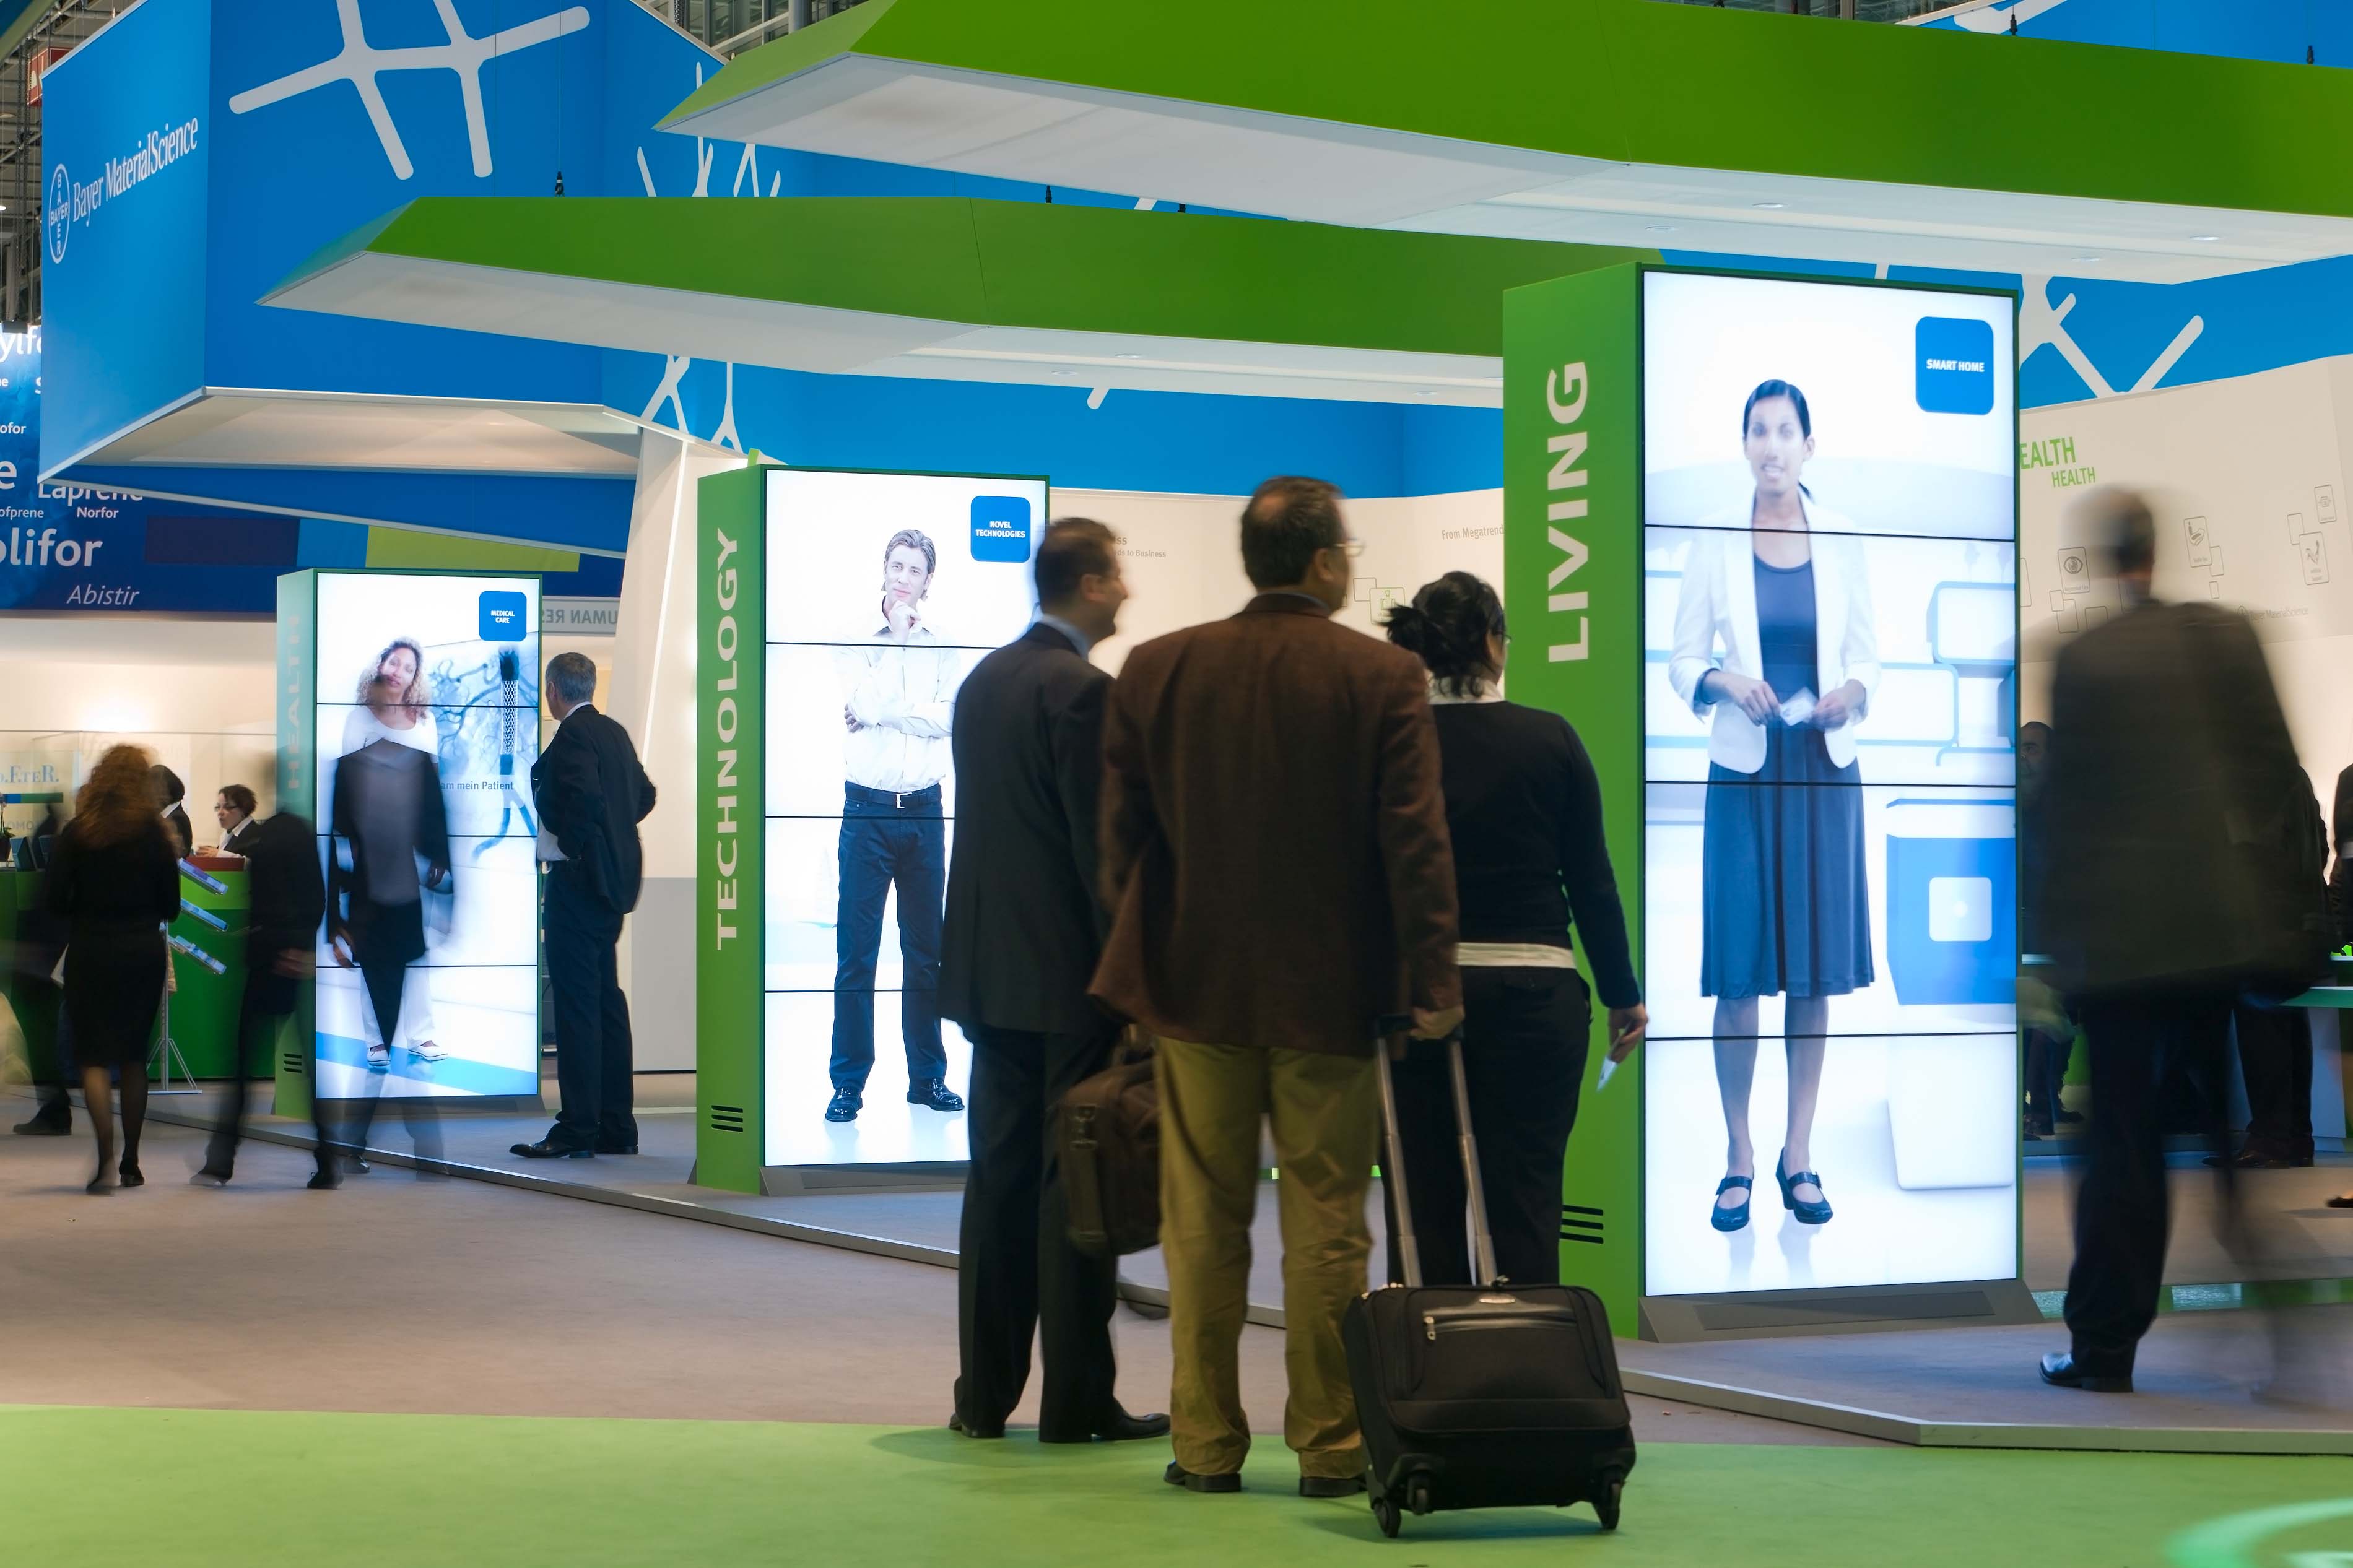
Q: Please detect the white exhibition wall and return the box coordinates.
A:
[2017,356,2353,808]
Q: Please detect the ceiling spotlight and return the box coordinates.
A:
[1753,201,1787,210]
[2071,256,2102,264]
[1113,352,1142,360]
[2190,234,2220,242]
[1644,224,1677,233]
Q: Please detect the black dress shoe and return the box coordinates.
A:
[2039,1351,2133,1393]
[594,1141,638,1155]
[947,1412,1004,1439]
[12,1112,69,1136]
[1039,1408,1171,1444]
[1300,1475,1366,1499]
[307,1164,342,1190]
[511,1138,594,1159]
[825,1089,861,1123]
[908,1080,965,1113]
[1164,1462,1240,1494]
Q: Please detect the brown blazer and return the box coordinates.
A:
[1089,593,1461,1056]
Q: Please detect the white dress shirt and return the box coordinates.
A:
[836,623,960,794]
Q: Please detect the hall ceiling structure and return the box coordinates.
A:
[658,0,2353,285]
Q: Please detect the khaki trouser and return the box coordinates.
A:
[1156,1036,1379,1479]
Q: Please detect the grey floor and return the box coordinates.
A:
[0,1114,1861,1447]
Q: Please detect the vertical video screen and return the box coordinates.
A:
[762,470,1046,1166]
[313,574,542,1099]
[1639,271,2020,1297]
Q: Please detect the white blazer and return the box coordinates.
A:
[1667,501,1882,774]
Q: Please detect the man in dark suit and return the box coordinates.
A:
[195,809,328,1187]
[939,518,1167,1447]
[2039,490,2315,1393]
[514,653,657,1159]
[1092,477,1461,1496]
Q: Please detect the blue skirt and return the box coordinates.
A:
[1699,726,1874,1002]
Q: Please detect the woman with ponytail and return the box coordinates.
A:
[1381,571,1645,1286]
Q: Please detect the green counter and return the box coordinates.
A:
[158,857,251,1081]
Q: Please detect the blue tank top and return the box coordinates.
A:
[1754,553,1817,704]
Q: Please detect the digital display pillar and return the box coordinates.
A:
[1506,264,2039,1341]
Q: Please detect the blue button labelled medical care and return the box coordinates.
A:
[479,590,528,642]
[970,495,1033,563]
[1915,317,1997,415]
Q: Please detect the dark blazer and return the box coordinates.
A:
[532,705,657,916]
[939,622,1112,1037]
[329,740,453,968]
[1090,594,1461,1057]
[219,815,263,857]
[244,812,326,1014]
[2044,597,2309,997]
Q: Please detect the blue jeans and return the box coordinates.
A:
[830,784,947,1094]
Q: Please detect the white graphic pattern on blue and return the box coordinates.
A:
[229,0,589,180]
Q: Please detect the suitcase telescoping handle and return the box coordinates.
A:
[1373,1014,1500,1291]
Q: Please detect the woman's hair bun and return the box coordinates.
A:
[1384,571,1506,697]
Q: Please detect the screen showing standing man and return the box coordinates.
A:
[763,469,1046,1165]
[1640,271,2020,1298]
[311,573,542,1101]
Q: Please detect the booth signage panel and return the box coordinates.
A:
[291,569,544,1103]
[40,0,210,469]
[1505,265,2024,1333]
[697,465,1047,1185]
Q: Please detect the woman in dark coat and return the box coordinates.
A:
[46,743,181,1192]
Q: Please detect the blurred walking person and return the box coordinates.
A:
[2038,490,2328,1393]
[193,808,326,1187]
[45,744,180,1192]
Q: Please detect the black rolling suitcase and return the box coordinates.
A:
[1341,1016,1636,1538]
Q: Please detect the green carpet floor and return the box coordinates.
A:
[4,1406,2346,1567]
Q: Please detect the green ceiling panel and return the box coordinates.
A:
[666,0,2353,220]
[276,196,1653,357]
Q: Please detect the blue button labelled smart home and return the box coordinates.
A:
[970,495,1033,564]
[479,590,528,642]
[1915,317,1997,415]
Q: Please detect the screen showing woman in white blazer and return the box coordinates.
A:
[1666,379,1881,1239]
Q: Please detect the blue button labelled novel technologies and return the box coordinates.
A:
[479,590,528,642]
[1915,317,1996,416]
[970,495,1033,563]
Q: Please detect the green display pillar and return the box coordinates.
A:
[271,569,320,1123]
[695,466,767,1194]
[1503,264,1645,1336]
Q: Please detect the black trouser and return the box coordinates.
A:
[830,785,946,1094]
[2024,1026,2069,1125]
[1386,967,1592,1289]
[546,871,635,1151]
[954,1023,1120,1436]
[2064,992,2235,1373]
[204,961,295,1175]
[339,949,443,1159]
[2234,1002,2313,1159]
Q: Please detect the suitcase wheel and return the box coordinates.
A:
[1406,1476,1433,1517]
[1372,1495,1401,1538]
[1595,1478,1624,1533]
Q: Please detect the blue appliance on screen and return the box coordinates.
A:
[1915,317,1998,416]
[970,495,1033,563]
[479,590,528,641]
[1884,798,2016,1006]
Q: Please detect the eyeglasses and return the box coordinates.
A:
[1334,538,1365,559]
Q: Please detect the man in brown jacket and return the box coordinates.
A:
[1092,475,1463,1496]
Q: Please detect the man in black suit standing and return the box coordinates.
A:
[513,652,658,1161]
[940,518,1166,1445]
[194,808,328,1186]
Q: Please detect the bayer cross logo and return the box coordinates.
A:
[44,164,67,264]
